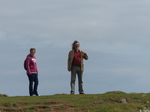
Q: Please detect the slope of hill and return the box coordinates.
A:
[0,91,150,112]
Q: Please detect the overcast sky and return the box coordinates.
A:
[1,0,150,96]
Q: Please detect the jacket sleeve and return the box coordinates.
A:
[83,53,88,60]
[26,57,32,75]
[68,51,72,70]
[35,59,38,75]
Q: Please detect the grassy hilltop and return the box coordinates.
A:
[0,91,150,112]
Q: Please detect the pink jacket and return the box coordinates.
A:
[26,54,38,75]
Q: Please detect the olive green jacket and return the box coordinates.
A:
[68,50,88,72]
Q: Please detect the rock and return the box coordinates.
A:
[143,110,150,112]
[140,107,150,112]
[120,99,127,103]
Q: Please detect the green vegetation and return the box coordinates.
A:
[0,91,150,112]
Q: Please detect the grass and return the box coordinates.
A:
[0,91,150,112]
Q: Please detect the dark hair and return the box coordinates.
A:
[72,40,79,50]
[30,48,36,53]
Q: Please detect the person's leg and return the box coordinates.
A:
[77,68,84,94]
[27,74,34,96]
[33,74,39,96]
[70,66,77,94]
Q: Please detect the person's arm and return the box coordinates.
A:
[83,53,88,60]
[26,57,32,75]
[35,61,38,75]
[81,50,88,60]
[68,52,71,71]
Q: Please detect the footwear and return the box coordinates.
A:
[35,94,40,96]
[70,91,74,95]
[33,94,40,96]
[80,92,85,95]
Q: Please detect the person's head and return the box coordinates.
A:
[30,48,36,56]
[72,40,80,50]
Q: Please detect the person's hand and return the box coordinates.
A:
[68,68,71,72]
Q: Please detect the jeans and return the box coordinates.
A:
[27,73,39,96]
[70,66,84,94]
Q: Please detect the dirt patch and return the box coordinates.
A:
[109,98,121,103]
[53,104,74,112]
[91,101,103,105]
[0,102,76,112]
[17,102,29,105]
[43,101,60,105]
[43,101,72,105]
[0,107,16,112]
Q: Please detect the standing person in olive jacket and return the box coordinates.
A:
[26,48,39,96]
[68,40,88,95]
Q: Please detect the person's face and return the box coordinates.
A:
[74,43,80,50]
[30,50,36,56]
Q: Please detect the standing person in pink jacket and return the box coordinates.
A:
[25,48,39,96]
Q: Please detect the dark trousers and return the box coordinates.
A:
[27,73,39,96]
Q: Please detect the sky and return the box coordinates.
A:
[0,0,150,96]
